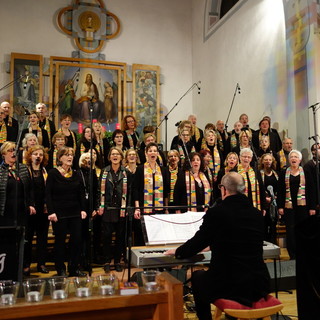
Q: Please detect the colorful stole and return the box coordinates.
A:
[260,170,278,183]
[100,167,127,217]
[0,123,7,143]
[216,130,227,152]
[57,166,73,178]
[43,118,52,143]
[22,150,27,164]
[285,166,306,208]
[194,126,200,142]
[53,149,58,168]
[230,133,238,149]
[178,144,195,165]
[80,143,86,155]
[126,130,139,149]
[95,166,101,178]
[185,171,211,211]
[238,164,261,210]
[143,162,164,213]
[29,126,43,145]
[278,149,287,169]
[204,143,221,177]
[169,166,178,202]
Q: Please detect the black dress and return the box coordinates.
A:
[24,169,49,268]
[46,168,86,273]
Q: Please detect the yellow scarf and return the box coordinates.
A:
[185,171,211,211]
[238,164,261,210]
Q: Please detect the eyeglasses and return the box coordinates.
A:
[127,120,135,123]
[218,184,225,190]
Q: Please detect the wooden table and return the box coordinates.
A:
[0,272,183,320]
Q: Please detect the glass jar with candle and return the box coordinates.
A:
[0,280,20,305]
[48,277,70,300]
[23,279,46,302]
[96,274,116,295]
[73,276,93,297]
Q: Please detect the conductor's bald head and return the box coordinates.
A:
[220,172,245,199]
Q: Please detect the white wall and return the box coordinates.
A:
[0,0,194,146]
[191,0,288,137]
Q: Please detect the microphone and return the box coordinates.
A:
[23,76,29,89]
[175,121,181,127]
[237,83,241,94]
[309,102,320,109]
[267,185,275,199]
[21,105,30,115]
[196,81,201,94]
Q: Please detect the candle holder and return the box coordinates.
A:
[141,271,161,292]
[0,280,19,305]
[23,279,46,302]
[96,274,116,295]
[73,276,93,298]
[48,277,69,300]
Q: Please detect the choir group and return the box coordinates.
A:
[0,100,318,277]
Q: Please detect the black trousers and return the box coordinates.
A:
[24,213,49,267]
[283,208,296,259]
[53,216,82,272]
[191,270,213,320]
[102,220,125,264]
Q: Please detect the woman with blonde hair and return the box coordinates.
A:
[123,148,140,174]
[122,115,139,149]
[19,133,38,164]
[201,130,223,180]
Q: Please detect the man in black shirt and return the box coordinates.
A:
[165,172,270,320]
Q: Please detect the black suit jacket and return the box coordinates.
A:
[175,194,270,306]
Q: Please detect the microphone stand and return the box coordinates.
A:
[87,99,94,276]
[155,82,199,152]
[224,83,240,133]
[0,75,23,92]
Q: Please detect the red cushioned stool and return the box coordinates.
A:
[213,295,283,320]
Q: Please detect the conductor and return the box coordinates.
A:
[165,172,270,320]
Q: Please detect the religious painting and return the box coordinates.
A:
[132,64,160,138]
[10,52,43,120]
[54,61,122,132]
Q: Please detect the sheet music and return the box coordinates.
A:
[142,211,206,245]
